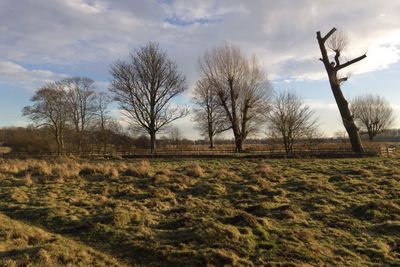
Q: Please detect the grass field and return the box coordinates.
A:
[0,157,399,266]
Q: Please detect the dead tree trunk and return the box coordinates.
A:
[316,28,366,153]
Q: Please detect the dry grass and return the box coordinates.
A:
[0,157,399,266]
[185,162,204,177]
[0,147,12,154]
[125,160,151,177]
[0,213,125,266]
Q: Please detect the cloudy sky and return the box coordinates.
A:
[1,0,400,139]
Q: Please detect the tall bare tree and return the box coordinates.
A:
[317,28,366,152]
[350,94,394,141]
[93,92,112,153]
[199,44,271,152]
[63,77,96,152]
[267,90,319,155]
[109,43,188,153]
[22,82,68,155]
[192,78,228,148]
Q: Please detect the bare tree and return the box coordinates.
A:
[109,43,188,153]
[317,28,366,152]
[192,77,228,148]
[93,92,112,153]
[199,44,271,152]
[334,130,348,143]
[267,90,319,155]
[350,94,394,141]
[169,126,182,148]
[22,82,68,155]
[63,77,96,152]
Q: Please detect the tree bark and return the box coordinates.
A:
[317,28,364,153]
[55,131,61,156]
[209,133,214,149]
[235,136,243,153]
[330,81,364,152]
[150,131,156,154]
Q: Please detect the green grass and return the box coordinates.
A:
[0,157,399,266]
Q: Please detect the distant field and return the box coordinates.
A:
[0,157,399,266]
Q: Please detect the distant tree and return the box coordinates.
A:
[63,77,97,152]
[169,126,182,148]
[334,130,348,143]
[22,82,68,155]
[267,90,318,155]
[199,44,271,152]
[192,78,228,148]
[109,42,188,153]
[350,94,394,141]
[93,92,112,153]
[317,28,366,152]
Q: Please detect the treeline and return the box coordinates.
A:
[0,126,133,154]
[19,40,396,155]
[0,126,198,154]
[3,124,400,156]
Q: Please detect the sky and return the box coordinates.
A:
[0,0,400,139]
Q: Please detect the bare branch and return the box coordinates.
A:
[336,54,367,70]
[320,27,337,43]
[267,90,319,155]
[327,31,347,52]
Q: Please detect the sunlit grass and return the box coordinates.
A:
[0,157,399,266]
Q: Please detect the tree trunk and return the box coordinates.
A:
[368,132,374,141]
[330,81,364,152]
[150,131,156,154]
[317,29,364,153]
[235,136,244,153]
[55,132,61,156]
[209,133,214,149]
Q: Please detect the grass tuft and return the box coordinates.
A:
[185,162,204,177]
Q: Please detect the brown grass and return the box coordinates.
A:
[125,160,151,177]
[185,162,204,177]
[0,157,398,266]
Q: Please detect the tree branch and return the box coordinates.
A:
[336,54,367,70]
[338,77,348,84]
[334,50,340,67]
[322,27,337,42]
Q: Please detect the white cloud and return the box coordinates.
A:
[1,0,399,82]
[0,61,66,90]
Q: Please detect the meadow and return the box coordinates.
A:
[0,157,399,266]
